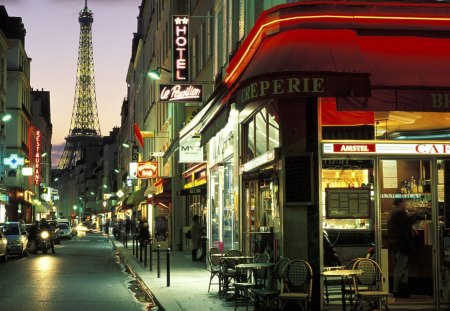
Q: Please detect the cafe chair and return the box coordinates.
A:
[233,252,271,310]
[208,247,223,293]
[342,257,366,306]
[279,259,313,311]
[351,258,389,311]
[222,249,245,297]
[252,257,291,310]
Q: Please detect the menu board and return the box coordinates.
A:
[326,187,371,219]
[284,154,314,205]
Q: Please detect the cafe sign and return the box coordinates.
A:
[137,161,158,179]
[173,15,189,82]
[323,143,450,155]
[159,84,202,102]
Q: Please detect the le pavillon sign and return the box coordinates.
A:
[173,15,189,82]
[159,84,202,102]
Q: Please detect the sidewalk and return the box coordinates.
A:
[110,234,237,311]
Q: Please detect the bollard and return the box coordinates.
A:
[125,232,128,248]
[167,248,171,287]
[144,241,148,267]
[157,245,161,278]
[135,238,139,259]
[140,239,143,263]
[149,241,153,271]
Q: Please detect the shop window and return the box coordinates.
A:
[243,103,280,162]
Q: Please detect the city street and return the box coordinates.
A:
[0,232,150,311]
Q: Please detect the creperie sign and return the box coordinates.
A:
[323,143,450,155]
[34,130,41,185]
[137,162,158,179]
[173,15,189,82]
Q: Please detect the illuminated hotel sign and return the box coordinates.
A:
[173,15,189,82]
[159,84,202,102]
[323,143,450,155]
[34,130,41,185]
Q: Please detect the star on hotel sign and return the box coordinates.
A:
[174,17,189,25]
[4,154,25,169]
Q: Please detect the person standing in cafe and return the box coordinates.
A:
[387,198,416,298]
[190,215,204,261]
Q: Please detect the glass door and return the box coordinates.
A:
[378,158,434,303]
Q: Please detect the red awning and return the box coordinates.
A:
[321,98,374,126]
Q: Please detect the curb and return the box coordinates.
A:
[111,238,164,311]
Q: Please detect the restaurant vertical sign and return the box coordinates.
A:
[173,15,189,82]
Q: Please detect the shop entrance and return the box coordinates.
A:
[242,176,280,261]
[378,158,435,304]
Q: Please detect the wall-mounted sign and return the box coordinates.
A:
[149,152,165,157]
[22,167,33,176]
[179,137,203,163]
[159,84,202,102]
[129,162,138,180]
[137,162,158,179]
[323,143,450,155]
[326,187,371,219]
[173,15,189,82]
[34,130,41,185]
[241,149,276,173]
[132,145,139,161]
[3,154,24,169]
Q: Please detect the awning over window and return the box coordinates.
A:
[126,187,146,206]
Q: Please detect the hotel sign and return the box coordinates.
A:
[159,84,202,102]
[173,15,189,82]
[323,143,450,155]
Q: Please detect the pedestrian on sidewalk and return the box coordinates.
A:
[190,215,204,261]
[138,217,151,244]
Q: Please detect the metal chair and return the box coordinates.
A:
[252,257,291,310]
[279,259,313,311]
[351,258,389,311]
[208,247,223,293]
[221,249,244,297]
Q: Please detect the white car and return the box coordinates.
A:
[0,222,28,258]
[0,230,7,262]
[57,223,72,239]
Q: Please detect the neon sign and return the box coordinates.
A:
[159,84,202,102]
[323,143,450,155]
[137,162,158,179]
[173,15,189,82]
[34,130,41,185]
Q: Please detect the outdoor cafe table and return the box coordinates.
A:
[321,269,364,310]
[235,262,276,287]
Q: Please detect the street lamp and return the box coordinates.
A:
[148,67,171,80]
[1,113,11,122]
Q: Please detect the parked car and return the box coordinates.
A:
[0,230,8,262]
[57,223,72,240]
[0,222,28,258]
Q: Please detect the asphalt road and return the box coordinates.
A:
[0,231,149,311]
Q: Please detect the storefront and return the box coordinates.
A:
[206,106,239,252]
[219,1,450,309]
[321,139,450,307]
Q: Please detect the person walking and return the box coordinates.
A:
[138,217,151,244]
[387,198,416,298]
[190,215,204,261]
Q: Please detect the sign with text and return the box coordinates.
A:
[159,84,202,102]
[323,143,450,155]
[137,162,158,179]
[34,130,41,185]
[172,15,189,82]
[179,138,203,163]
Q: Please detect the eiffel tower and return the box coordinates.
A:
[58,0,102,170]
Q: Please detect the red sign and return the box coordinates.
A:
[137,162,158,179]
[34,130,41,185]
[333,144,376,153]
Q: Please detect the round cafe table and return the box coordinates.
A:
[235,262,275,286]
[321,269,364,310]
